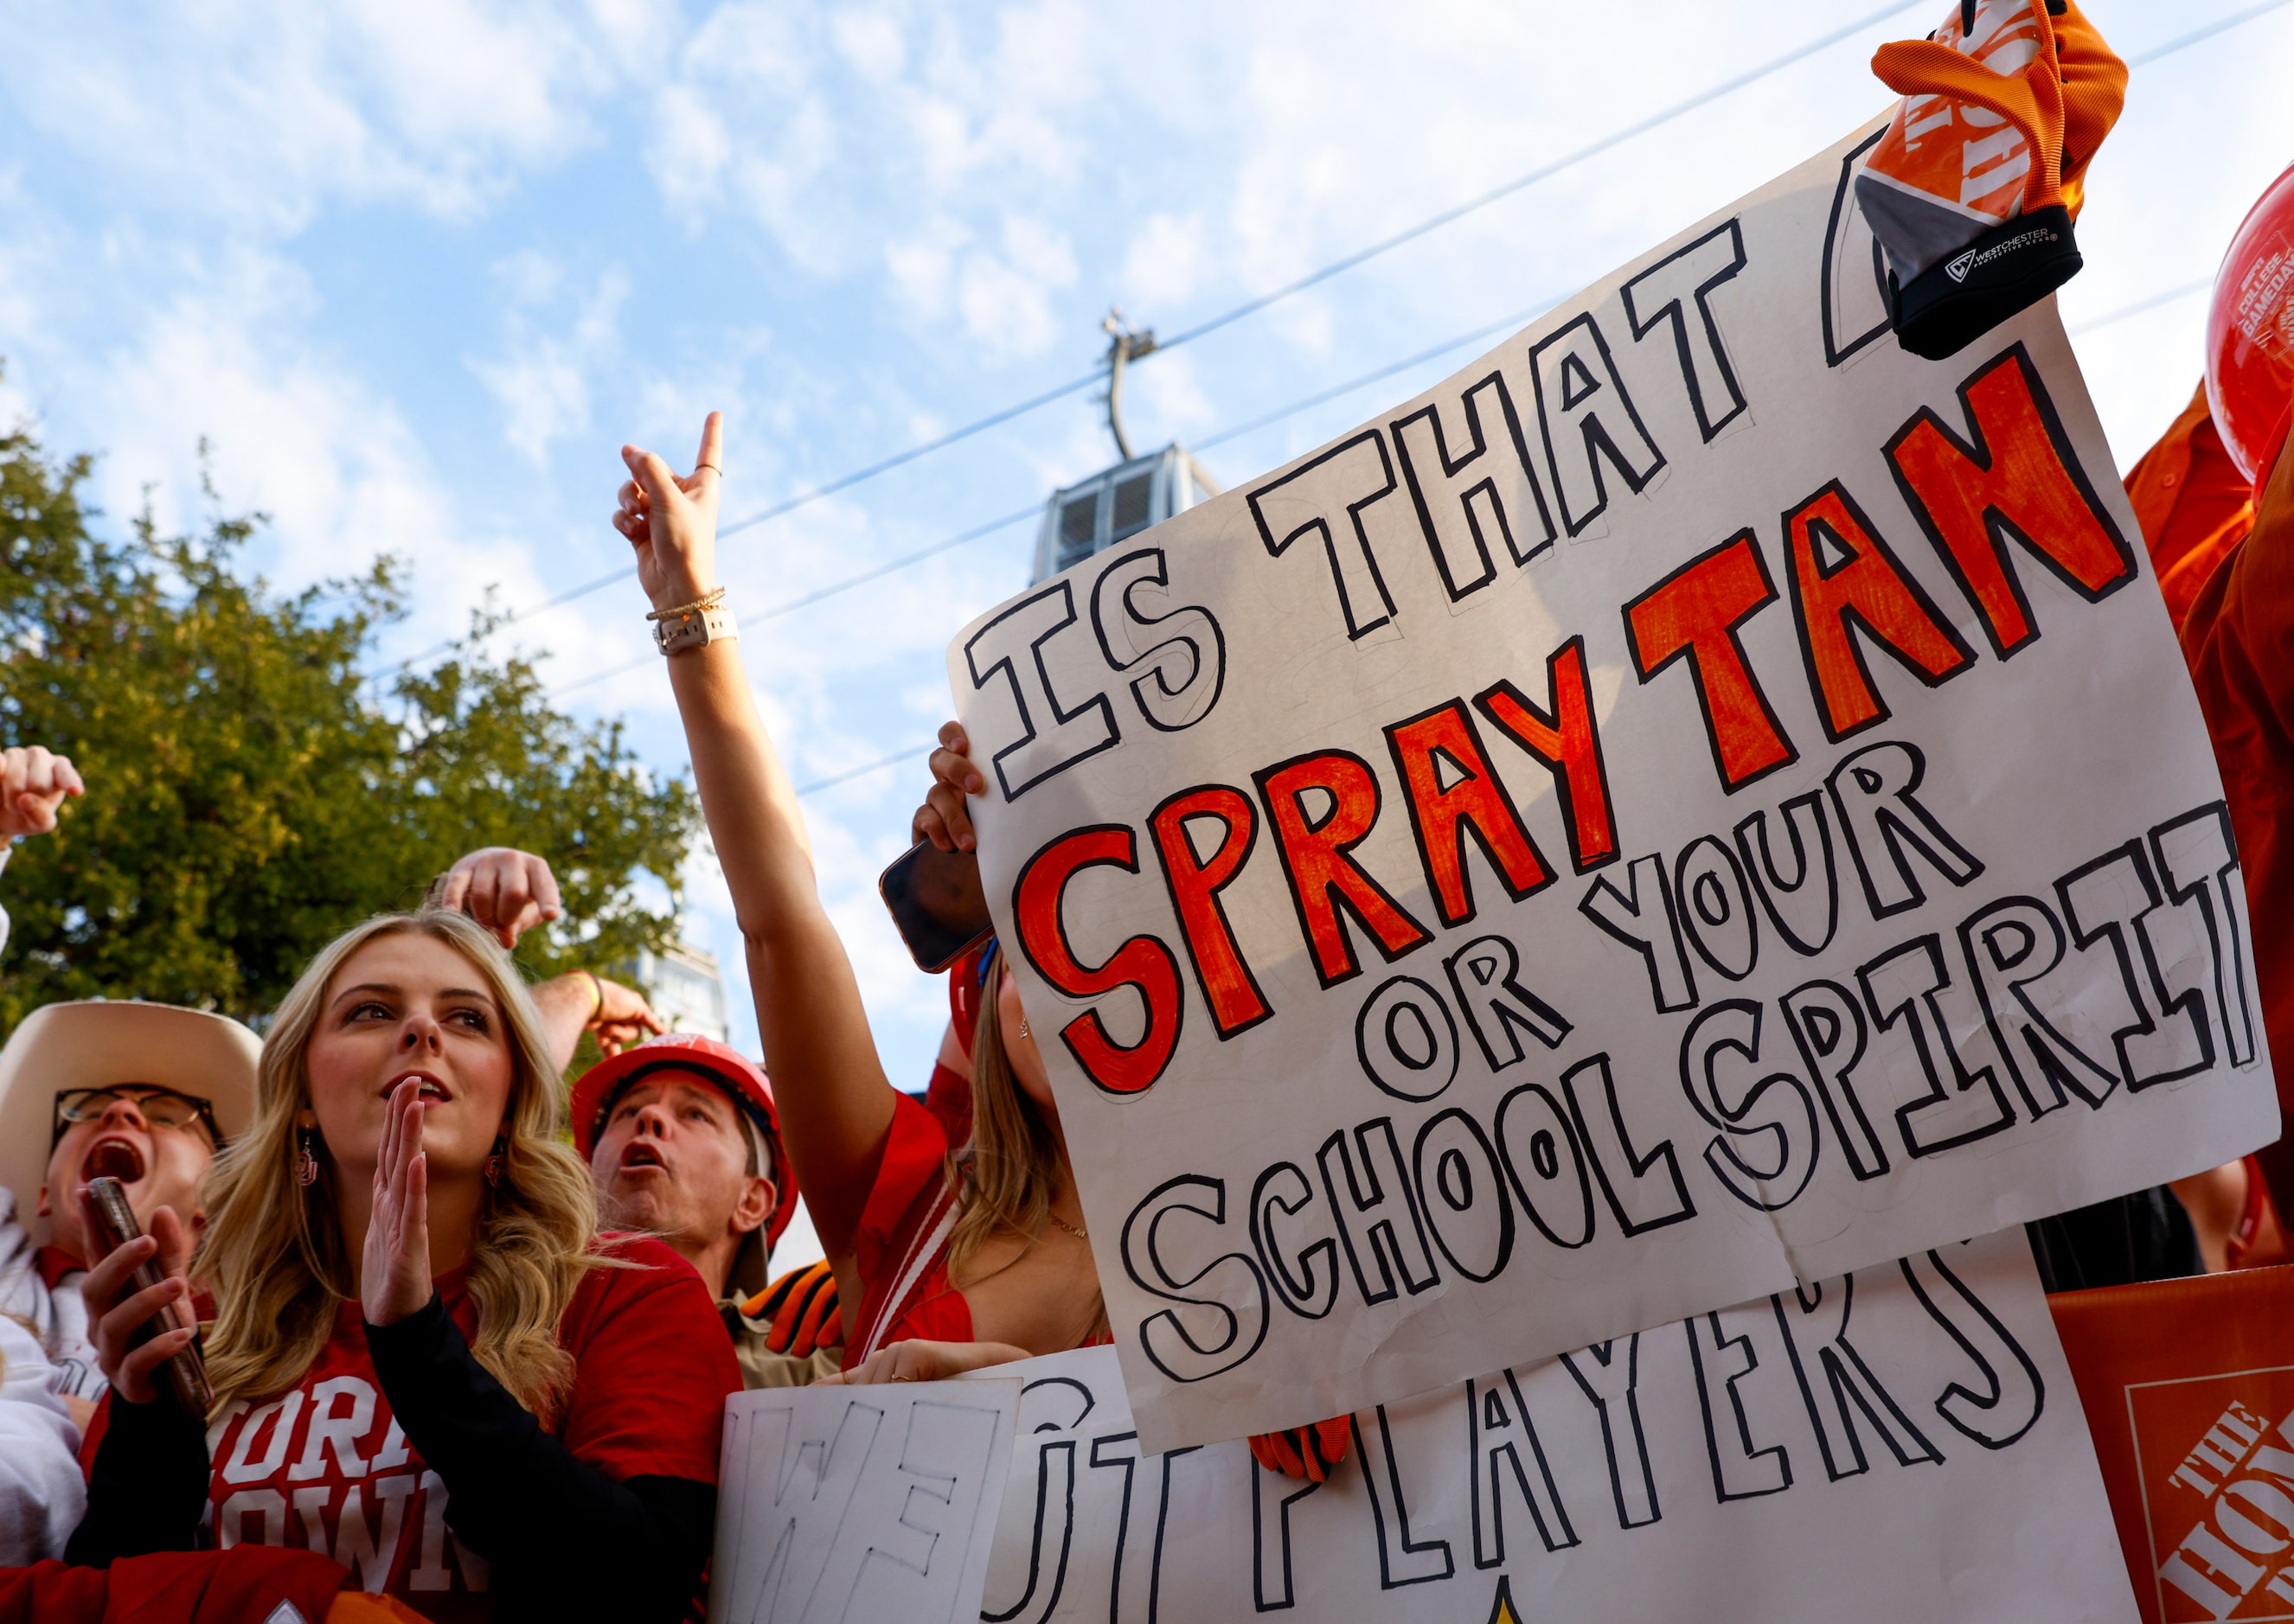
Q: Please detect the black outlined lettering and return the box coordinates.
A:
[1958,895,2120,1116]
[1528,312,1666,536]
[1251,1455,1321,1612]
[2151,802,2259,1068]
[1858,936,2017,1157]
[1445,934,1572,1072]
[1676,834,1759,982]
[1560,1337,1661,1530]
[964,581,1119,802]
[1468,1371,1579,1566]
[1620,217,1752,442]
[1089,547,1227,732]
[1685,1311,1791,1501]
[1355,1408,1455,1588]
[1356,975,1462,1103]
[1819,126,1894,367]
[1250,1163,1340,1321]
[1474,636,1621,875]
[1560,1053,1695,1237]
[1735,792,1842,956]
[1118,1175,1270,1385]
[1389,371,1556,598]
[1413,1109,1515,1284]
[1678,1001,1822,1212]
[1493,1081,1597,1250]
[2058,841,2215,1091]
[1772,1275,1944,1480]
[1900,1247,2045,1450]
[1580,854,1699,1013]
[1778,980,1890,1181]
[1248,431,1402,638]
[1317,1120,1442,1306]
[1827,739,1983,920]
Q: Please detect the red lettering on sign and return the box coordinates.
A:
[1385,700,1553,927]
[1783,480,1975,741]
[1149,785,1272,1039]
[1012,825,1185,1095]
[1624,530,1798,791]
[1885,343,2136,658]
[1254,751,1432,988]
[1475,635,1619,873]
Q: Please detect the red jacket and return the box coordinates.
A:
[2131,385,2294,1217]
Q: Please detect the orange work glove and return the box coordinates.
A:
[747,1258,843,1358]
[1855,0,2127,359]
[327,1594,436,1622]
[1247,1417,1353,1482]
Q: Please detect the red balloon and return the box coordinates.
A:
[2208,161,2294,485]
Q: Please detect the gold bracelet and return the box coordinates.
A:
[580,969,605,1018]
[646,587,727,623]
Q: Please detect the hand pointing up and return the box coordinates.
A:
[615,412,723,615]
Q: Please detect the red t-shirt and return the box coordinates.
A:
[849,1091,971,1360]
[87,1235,736,1621]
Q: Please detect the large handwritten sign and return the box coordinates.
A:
[963,1234,2137,1621]
[948,126,2280,1452]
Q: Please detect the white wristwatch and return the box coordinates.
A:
[654,604,738,655]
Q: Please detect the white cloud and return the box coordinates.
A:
[0,2,643,232]
[470,259,630,467]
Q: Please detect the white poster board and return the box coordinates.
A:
[947,125,2279,1452]
[707,1377,1021,1624]
[964,1233,2135,1622]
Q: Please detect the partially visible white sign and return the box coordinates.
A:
[964,1232,2134,1622]
[707,1377,1021,1624]
[949,121,2278,1452]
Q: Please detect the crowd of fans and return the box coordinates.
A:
[3,25,2294,1611]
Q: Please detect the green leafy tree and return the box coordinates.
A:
[0,415,699,1033]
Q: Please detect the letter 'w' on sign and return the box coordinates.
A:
[1011,825,1186,1095]
[1779,480,1975,742]
[1623,530,1798,792]
[1883,343,2137,659]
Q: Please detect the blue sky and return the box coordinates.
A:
[3,0,2289,1263]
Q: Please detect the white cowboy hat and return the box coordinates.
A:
[0,1001,260,1244]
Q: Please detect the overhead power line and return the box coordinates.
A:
[379,3,1932,681]
[404,0,2290,692]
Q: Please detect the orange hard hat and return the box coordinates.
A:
[569,1033,794,1249]
[2207,161,2294,486]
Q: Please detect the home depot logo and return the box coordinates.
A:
[2131,1371,2294,1621]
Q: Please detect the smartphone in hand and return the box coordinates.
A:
[879,839,994,973]
[83,1175,214,1416]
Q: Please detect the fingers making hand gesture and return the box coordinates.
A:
[0,745,85,840]
[77,1199,196,1407]
[362,1079,436,1327]
[615,413,724,616]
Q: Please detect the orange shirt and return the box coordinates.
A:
[2140,386,2294,1214]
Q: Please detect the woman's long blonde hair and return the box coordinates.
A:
[944,947,1105,1337]
[196,910,599,1420]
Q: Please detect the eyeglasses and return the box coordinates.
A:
[50,1086,221,1146]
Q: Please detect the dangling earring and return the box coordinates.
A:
[484,1135,507,1188]
[1018,1018,1031,1040]
[296,1128,320,1187]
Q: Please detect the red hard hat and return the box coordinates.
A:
[2207,161,2294,486]
[569,1033,795,1248]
